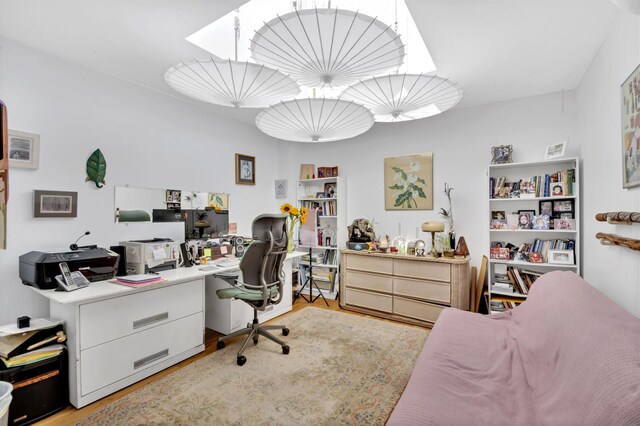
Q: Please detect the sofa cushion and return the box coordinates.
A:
[388,271,640,426]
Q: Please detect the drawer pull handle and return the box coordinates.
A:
[134,349,169,370]
[133,312,169,329]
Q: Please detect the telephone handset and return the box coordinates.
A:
[55,262,90,291]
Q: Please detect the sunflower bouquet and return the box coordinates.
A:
[280,203,308,251]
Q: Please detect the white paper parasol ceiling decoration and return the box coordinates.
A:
[164,58,300,108]
[340,73,463,122]
[255,98,374,142]
[250,8,405,88]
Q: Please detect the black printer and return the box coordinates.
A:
[19,246,119,290]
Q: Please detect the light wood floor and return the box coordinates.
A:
[37,296,356,425]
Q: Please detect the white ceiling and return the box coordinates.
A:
[0,0,619,125]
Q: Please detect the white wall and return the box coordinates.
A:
[286,91,577,273]
[0,38,281,324]
[576,10,640,318]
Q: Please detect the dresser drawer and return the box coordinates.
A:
[394,259,450,282]
[346,288,392,313]
[394,277,451,304]
[80,279,203,349]
[80,312,203,396]
[393,296,445,323]
[345,271,393,293]
[346,254,393,275]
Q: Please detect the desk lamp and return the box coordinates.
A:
[421,221,444,256]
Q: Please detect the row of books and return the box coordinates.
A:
[492,267,543,295]
[301,250,337,266]
[301,199,337,216]
[490,300,521,312]
[489,168,575,198]
[298,265,337,293]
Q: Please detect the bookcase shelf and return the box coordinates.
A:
[487,157,580,313]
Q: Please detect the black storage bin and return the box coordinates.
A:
[0,350,68,425]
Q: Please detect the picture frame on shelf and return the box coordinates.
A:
[490,219,508,229]
[553,199,574,212]
[559,212,574,219]
[621,63,640,188]
[8,129,40,170]
[491,211,506,220]
[539,201,553,216]
[548,249,574,265]
[544,141,567,160]
[235,153,255,185]
[532,215,550,230]
[33,190,77,218]
[490,145,513,164]
[506,213,519,229]
[316,192,325,199]
[300,163,315,180]
[491,241,506,248]
[323,182,336,198]
[550,182,564,196]
[517,211,535,229]
[553,218,576,230]
[528,252,543,263]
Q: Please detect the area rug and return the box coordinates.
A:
[77,307,429,426]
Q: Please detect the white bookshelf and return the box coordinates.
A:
[487,157,580,313]
[296,176,346,298]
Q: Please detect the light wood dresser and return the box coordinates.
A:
[339,250,470,327]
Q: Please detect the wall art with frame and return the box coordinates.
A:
[8,129,39,170]
[34,190,78,218]
[384,153,433,210]
[235,153,255,185]
[621,63,640,188]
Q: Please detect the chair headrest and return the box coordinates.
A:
[251,213,287,242]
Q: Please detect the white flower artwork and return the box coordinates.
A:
[384,153,433,210]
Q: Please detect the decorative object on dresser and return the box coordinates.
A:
[487,157,580,313]
[85,149,106,188]
[340,250,470,327]
[490,144,513,164]
[384,153,433,210]
[421,221,445,256]
[235,153,255,185]
[439,183,456,248]
[7,129,39,170]
[621,63,640,188]
[346,218,376,251]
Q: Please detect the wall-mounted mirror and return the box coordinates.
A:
[114,186,230,240]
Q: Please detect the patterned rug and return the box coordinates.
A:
[77,307,429,426]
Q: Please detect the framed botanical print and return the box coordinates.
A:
[621,63,640,188]
[384,153,433,210]
[235,153,255,185]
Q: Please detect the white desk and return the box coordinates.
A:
[29,252,304,408]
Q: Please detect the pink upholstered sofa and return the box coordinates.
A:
[388,271,640,425]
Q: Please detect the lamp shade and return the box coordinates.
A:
[250,8,405,88]
[341,74,463,122]
[255,98,374,142]
[164,58,300,108]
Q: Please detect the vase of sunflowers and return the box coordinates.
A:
[280,203,308,252]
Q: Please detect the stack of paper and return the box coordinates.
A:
[111,274,166,288]
[1,343,64,368]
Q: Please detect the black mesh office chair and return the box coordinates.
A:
[215,213,290,366]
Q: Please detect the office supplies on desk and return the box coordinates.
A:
[0,319,64,359]
[1,343,64,368]
[111,276,166,288]
[19,246,119,290]
[54,262,90,292]
[119,238,179,274]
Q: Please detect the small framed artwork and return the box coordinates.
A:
[324,182,336,198]
[621,64,640,188]
[8,130,40,170]
[517,210,535,229]
[548,249,574,265]
[544,141,567,160]
[491,241,506,248]
[553,199,574,212]
[384,153,433,210]
[316,192,325,198]
[34,190,77,218]
[491,211,506,220]
[490,145,513,164]
[539,201,553,217]
[559,212,574,219]
[235,153,255,185]
[299,164,315,180]
[275,179,287,198]
[553,218,576,230]
[532,215,550,230]
[550,182,564,196]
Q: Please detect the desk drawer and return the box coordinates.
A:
[80,279,203,349]
[394,259,450,282]
[394,277,451,305]
[345,271,392,293]
[345,254,393,275]
[393,296,444,323]
[80,312,203,396]
[346,288,392,313]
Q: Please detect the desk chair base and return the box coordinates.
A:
[216,311,290,366]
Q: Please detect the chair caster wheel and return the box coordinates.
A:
[253,336,259,345]
[216,340,226,350]
[282,328,290,336]
[282,345,290,355]
[237,356,247,366]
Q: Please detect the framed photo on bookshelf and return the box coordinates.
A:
[553,199,574,212]
[548,249,574,265]
[550,182,564,196]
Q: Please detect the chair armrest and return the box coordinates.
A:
[213,270,240,286]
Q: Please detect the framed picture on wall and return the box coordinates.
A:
[8,130,39,170]
[235,153,255,185]
[384,153,433,210]
[621,63,640,188]
[33,190,77,218]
